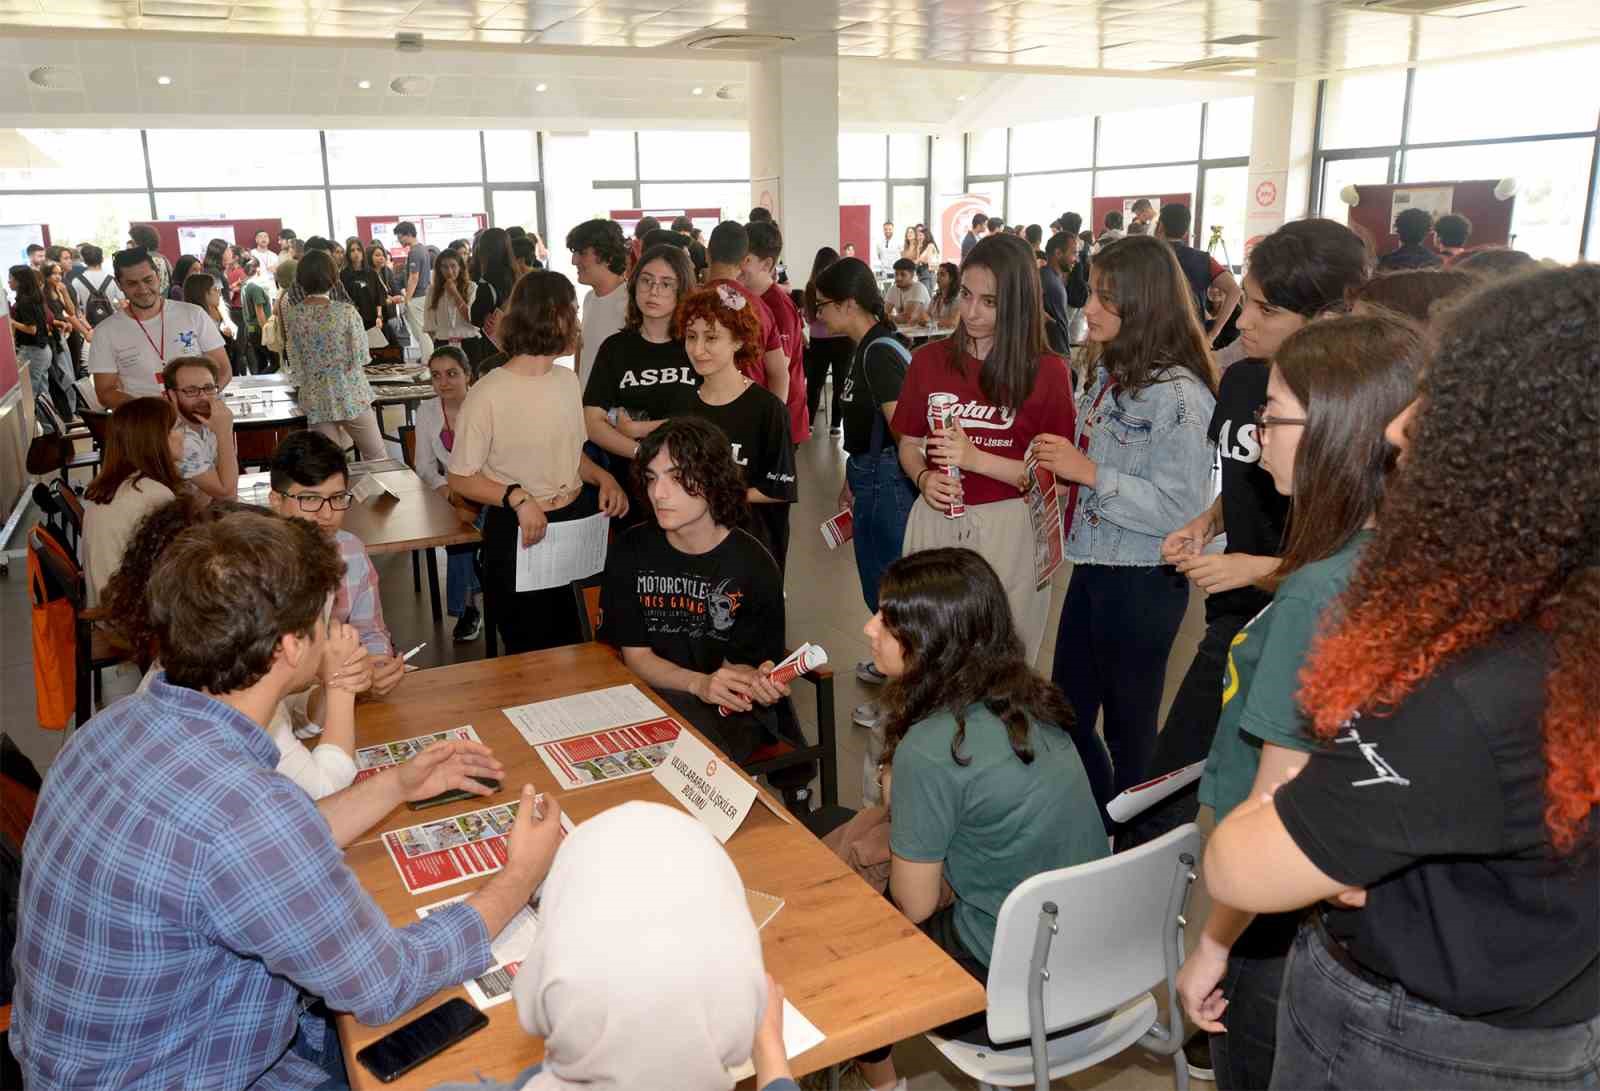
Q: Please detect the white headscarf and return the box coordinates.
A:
[514,801,767,1091]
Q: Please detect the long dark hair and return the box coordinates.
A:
[802,246,839,321]
[474,226,515,305]
[1084,235,1216,395]
[171,255,200,293]
[953,233,1048,409]
[427,249,471,313]
[84,396,182,504]
[8,264,41,305]
[878,548,1075,767]
[1268,313,1424,588]
[202,238,228,277]
[813,257,887,328]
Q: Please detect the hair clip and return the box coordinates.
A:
[715,282,747,311]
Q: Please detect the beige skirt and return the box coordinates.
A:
[902,495,1050,665]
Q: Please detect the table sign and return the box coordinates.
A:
[652,731,758,843]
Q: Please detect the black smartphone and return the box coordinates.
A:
[356,997,488,1083]
[407,777,502,811]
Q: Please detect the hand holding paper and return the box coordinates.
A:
[718,644,828,717]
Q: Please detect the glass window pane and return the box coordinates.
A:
[147,128,322,188]
[1095,164,1198,202]
[325,130,482,185]
[892,184,926,234]
[0,191,153,254]
[490,189,540,236]
[1097,103,1201,167]
[1319,156,1391,216]
[638,131,748,181]
[328,186,483,242]
[1008,172,1093,234]
[966,178,1006,223]
[1402,139,1593,261]
[0,129,148,190]
[588,131,638,180]
[1203,97,1254,160]
[1199,166,1248,266]
[1409,46,1600,144]
[889,133,928,177]
[484,131,540,182]
[637,182,750,218]
[588,184,636,218]
[839,133,887,179]
[967,129,1007,176]
[1321,69,1406,149]
[839,180,886,244]
[155,189,330,240]
[1009,118,1094,174]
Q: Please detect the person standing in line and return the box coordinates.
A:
[741,220,809,448]
[127,223,172,296]
[338,240,382,339]
[87,247,230,410]
[1155,203,1243,345]
[875,221,900,280]
[183,271,240,380]
[564,218,630,387]
[702,221,788,404]
[68,243,123,322]
[9,265,54,406]
[802,246,852,436]
[1039,233,1075,355]
[912,225,940,296]
[395,221,435,362]
[1035,234,1217,819]
[249,229,279,276]
[413,346,485,644]
[422,247,478,352]
[239,256,275,375]
[890,232,1077,664]
[39,261,84,416]
[368,242,404,334]
[673,215,708,281]
[960,213,988,261]
[467,226,515,368]
[280,250,386,462]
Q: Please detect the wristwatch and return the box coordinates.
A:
[502,482,524,509]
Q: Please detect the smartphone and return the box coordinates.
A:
[356,997,488,1083]
[407,777,502,811]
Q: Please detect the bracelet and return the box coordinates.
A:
[915,468,931,492]
[502,482,524,509]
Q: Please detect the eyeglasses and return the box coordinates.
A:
[637,273,679,296]
[1253,406,1306,432]
[276,489,355,512]
[174,383,219,398]
[815,298,840,312]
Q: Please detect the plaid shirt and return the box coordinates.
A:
[13,676,491,1089]
[335,528,394,657]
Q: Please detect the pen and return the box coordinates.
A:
[401,642,427,662]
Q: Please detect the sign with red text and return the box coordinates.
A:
[651,731,758,843]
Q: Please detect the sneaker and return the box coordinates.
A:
[856,660,888,685]
[1184,1029,1215,1082]
[852,701,882,729]
[829,425,843,437]
[452,604,483,643]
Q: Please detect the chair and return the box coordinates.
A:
[927,823,1203,1091]
[27,524,131,727]
[571,573,604,642]
[79,408,111,451]
[50,479,84,556]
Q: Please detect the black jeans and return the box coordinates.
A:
[805,335,852,430]
[481,489,597,654]
[1210,911,1300,1091]
[1116,608,1253,851]
[1051,563,1191,825]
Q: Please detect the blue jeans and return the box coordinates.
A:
[445,512,484,617]
[1210,911,1300,1091]
[846,447,916,614]
[51,341,78,415]
[18,345,51,404]
[1271,921,1600,1089]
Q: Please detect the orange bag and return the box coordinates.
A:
[28,526,77,731]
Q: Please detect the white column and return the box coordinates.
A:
[539,130,596,287]
[747,44,840,274]
[1246,81,1321,245]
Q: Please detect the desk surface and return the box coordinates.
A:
[336,646,985,1089]
[238,462,478,554]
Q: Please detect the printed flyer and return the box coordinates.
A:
[382,797,572,896]
[533,717,682,790]
[355,725,481,782]
[417,894,541,1009]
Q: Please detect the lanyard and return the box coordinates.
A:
[135,300,166,369]
[1065,373,1117,523]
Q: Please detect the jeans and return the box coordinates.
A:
[50,341,78,416]
[1210,912,1300,1091]
[846,447,916,614]
[404,295,433,362]
[1051,563,1191,822]
[18,345,51,404]
[445,511,486,617]
[805,335,852,429]
[1271,920,1600,1090]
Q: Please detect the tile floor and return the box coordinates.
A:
[0,409,1215,1091]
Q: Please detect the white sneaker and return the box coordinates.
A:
[852,701,882,729]
[856,660,887,685]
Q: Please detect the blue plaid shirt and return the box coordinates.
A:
[13,675,492,1089]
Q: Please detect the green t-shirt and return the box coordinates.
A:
[889,702,1106,964]
[241,281,272,334]
[1198,531,1371,820]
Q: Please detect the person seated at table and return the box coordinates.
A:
[600,417,797,766]
[161,355,239,502]
[11,509,567,1090]
[413,345,485,643]
[854,547,1106,1091]
[267,430,404,694]
[884,258,930,326]
[429,801,798,1091]
[81,395,186,605]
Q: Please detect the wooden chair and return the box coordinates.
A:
[571,574,604,642]
[51,479,84,556]
[78,408,111,451]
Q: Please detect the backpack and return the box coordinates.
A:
[73,271,115,327]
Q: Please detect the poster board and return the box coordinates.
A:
[131,219,282,265]
[608,208,721,242]
[0,223,50,267]
[838,204,871,262]
[934,193,996,260]
[357,213,489,261]
[1090,194,1191,239]
[1344,179,1512,259]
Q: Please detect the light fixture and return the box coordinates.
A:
[357,79,372,89]
[534,82,548,92]
[156,75,173,85]
[692,86,704,95]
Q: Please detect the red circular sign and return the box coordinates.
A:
[1255,180,1279,208]
[706,759,718,778]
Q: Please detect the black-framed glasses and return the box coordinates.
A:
[815,298,840,312]
[276,489,355,512]
[175,383,219,398]
[1253,406,1306,431]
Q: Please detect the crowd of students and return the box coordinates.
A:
[7,197,1596,1091]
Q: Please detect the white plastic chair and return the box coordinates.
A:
[926,823,1203,1090]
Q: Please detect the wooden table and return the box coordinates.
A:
[238,459,479,621]
[336,646,986,1089]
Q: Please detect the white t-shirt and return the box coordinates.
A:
[577,282,629,387]
[251,247,280,274]
[875,239,902,274]
[70,268,123,313]
[885,281,931,312]
[85,299,224,399]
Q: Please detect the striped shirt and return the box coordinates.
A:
[334,527,393,657]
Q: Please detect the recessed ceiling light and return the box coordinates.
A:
[535,82,548,92]
[692,86,704,95]
[357,79,372,89]
[156,75,172,85]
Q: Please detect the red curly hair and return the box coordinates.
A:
[673,284,764,379]
[1298,264,1600,852]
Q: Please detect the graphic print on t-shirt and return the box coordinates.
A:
[632,571,744,641]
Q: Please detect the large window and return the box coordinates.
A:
[589,130,751,217]
[1313,47,1600,260]
[839,132,933,239]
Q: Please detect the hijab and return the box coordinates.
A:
[514,801,767,1091]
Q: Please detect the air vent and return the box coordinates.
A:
[686,33,796,52]
[1170,56,1260,73]
[389,75,432,97]
[395,30,424,52]
[28,66,82,91]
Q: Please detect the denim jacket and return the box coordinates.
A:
[1064,363,1216,567]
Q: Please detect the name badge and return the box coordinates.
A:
[651,731,757,843]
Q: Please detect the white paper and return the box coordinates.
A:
[515,512,608,593]
[726,999,826,1081]
[350,472,397,505]
[1106,759,1207,824]
[1390,185,1455,233]
[652,731,758,843]
[503,683,664,746]
[418,894,540,1009]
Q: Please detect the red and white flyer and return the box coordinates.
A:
[820,508,853,549]
[533,716,682,790]
[381,797,573,896]
[417,894,541,1010]
[1023,450,1064,590]
[354,724,480,783]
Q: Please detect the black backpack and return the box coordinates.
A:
[73,271,116,327]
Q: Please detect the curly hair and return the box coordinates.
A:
[1298,263,1600,852]
[673,285,764,378]
[877,548,1075,769]
[632,417,751,532]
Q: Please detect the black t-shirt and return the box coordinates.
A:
[1277,628,1598,1029]
[839,322,909,456]
[1207,359,1288,619]
[681,384,797,505]
[687,240,708,274]
[581,329,699,423]
[341,269,383,329]
[11,298,49,348]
